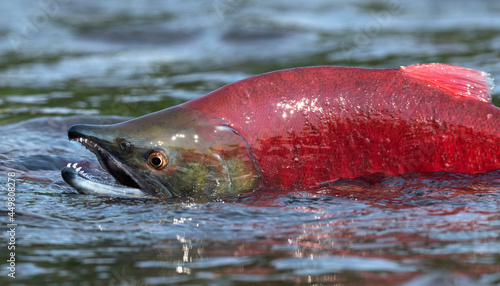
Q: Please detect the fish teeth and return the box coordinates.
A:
[79,171,91,180]
[74,167,93,180]
[65,162,93,180]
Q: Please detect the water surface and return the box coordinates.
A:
[1,1,500,285]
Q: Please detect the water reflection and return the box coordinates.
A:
[1,0,500,284]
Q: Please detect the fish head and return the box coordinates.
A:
[63,106,262,200]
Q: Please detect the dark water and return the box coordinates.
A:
[1,0,500,285]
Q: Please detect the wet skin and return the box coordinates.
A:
[62,64,500,200]
[62,106,261,199]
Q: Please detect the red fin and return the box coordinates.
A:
[401,63,494,102]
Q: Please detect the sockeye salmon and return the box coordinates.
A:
[61,63,498,200]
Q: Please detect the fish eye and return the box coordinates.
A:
[148,151,168,169]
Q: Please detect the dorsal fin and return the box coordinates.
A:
[400,63,494,102]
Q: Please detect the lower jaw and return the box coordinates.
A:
[61,164,156,199]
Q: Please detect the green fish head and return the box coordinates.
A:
[64,106,262,200]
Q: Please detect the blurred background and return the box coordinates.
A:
[1,0,499,124]
[1,1,500,285]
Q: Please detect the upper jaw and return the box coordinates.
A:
[70,136,139,189]
[67,132,173,199]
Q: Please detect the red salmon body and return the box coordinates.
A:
[185,64,498,190]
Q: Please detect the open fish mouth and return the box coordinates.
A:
[61,163,156,199]
[72,137,140,189]
[61,135,169,199]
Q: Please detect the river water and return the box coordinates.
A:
[1,0,499,285]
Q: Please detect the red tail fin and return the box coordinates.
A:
[401,63,494,102]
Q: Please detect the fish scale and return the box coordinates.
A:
[62,63,500,199]
[185,64,500,190]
